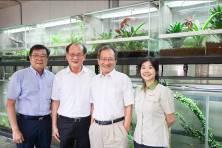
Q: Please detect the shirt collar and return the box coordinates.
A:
[146,80,158,90]
[66,65,86,75]
[29,66,47,76]
[99,69,116,78]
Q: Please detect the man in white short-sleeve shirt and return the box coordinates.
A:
[51,43,95,148]
[89,45,134,148]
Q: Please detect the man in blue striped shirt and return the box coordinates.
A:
[6,44,54,148]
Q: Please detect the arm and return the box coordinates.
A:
[160,87,176,127]
[165,113,176,127]
[51,100,60,142]
[124,105,132,132]
[6,99,24,144]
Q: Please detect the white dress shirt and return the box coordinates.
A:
[90,69,134,121]
[134,84,175,147]
[51,66,95,118]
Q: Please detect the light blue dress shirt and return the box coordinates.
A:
[7,66,54,116]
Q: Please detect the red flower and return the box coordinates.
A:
[120,17,131,29]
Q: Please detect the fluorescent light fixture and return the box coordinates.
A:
[36,18,80,28]
[3,27,28,34]
[2,18,81,33]
[92,7,158,19]
[166,1,213,8]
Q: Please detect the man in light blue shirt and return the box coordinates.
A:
[6,44,54,148]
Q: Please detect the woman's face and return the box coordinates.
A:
[140,61,156,82]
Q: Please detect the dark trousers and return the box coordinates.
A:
[58,115,91,148]
[134,141,166,148]
[16,115,52,148]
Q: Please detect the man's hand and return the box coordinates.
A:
[52,126,60,142]
[12,129,24,144]
[124,105,132,133]
[123,121,131,133]
[51,100,60,142]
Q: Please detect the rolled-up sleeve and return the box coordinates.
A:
[123,76,134,106]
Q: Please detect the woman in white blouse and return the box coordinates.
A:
[134,58,176,148]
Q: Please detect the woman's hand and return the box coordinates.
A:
[165,113,176,127]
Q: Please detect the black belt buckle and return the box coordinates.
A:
[73,118,81,122]
[38,117,44,120]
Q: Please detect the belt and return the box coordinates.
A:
[95,117,124,125]
[58,115,90,122]
[17,113,50,121]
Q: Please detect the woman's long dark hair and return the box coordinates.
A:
[138,58,159,89]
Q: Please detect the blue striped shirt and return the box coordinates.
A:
[7,66,54,116]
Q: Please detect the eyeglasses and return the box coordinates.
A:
[99,58,115,62]
[68,54,84,58]
[31,54,48,59]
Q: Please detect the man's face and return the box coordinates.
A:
[29,49,48,73]
[66,45,86,69]
[98,49,116,75]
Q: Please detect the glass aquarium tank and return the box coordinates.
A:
[169,84,222,148]
[27,16,85,56]
[0,16,85,57]
[0,80,10,129]
[159,0,222,57]
[0,26,29,59]
[83,2,159,57]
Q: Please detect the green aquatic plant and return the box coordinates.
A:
[175,92,222,148]
[208,5,222,29]
[167,22,185,33]
[114,17,147,51]
[68,21,85,44]
[51,34,63,45]
[183,4,222,47]
[68,32,83,44]
[98,31,113,40]
[182,16,207,48]
[208,4,222,41]
[166,22,186,48]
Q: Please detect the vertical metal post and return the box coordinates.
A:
[205,96,209,148]
[110,0,119,8]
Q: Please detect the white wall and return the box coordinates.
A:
[0,5,20,28]
[0,0,109,28]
